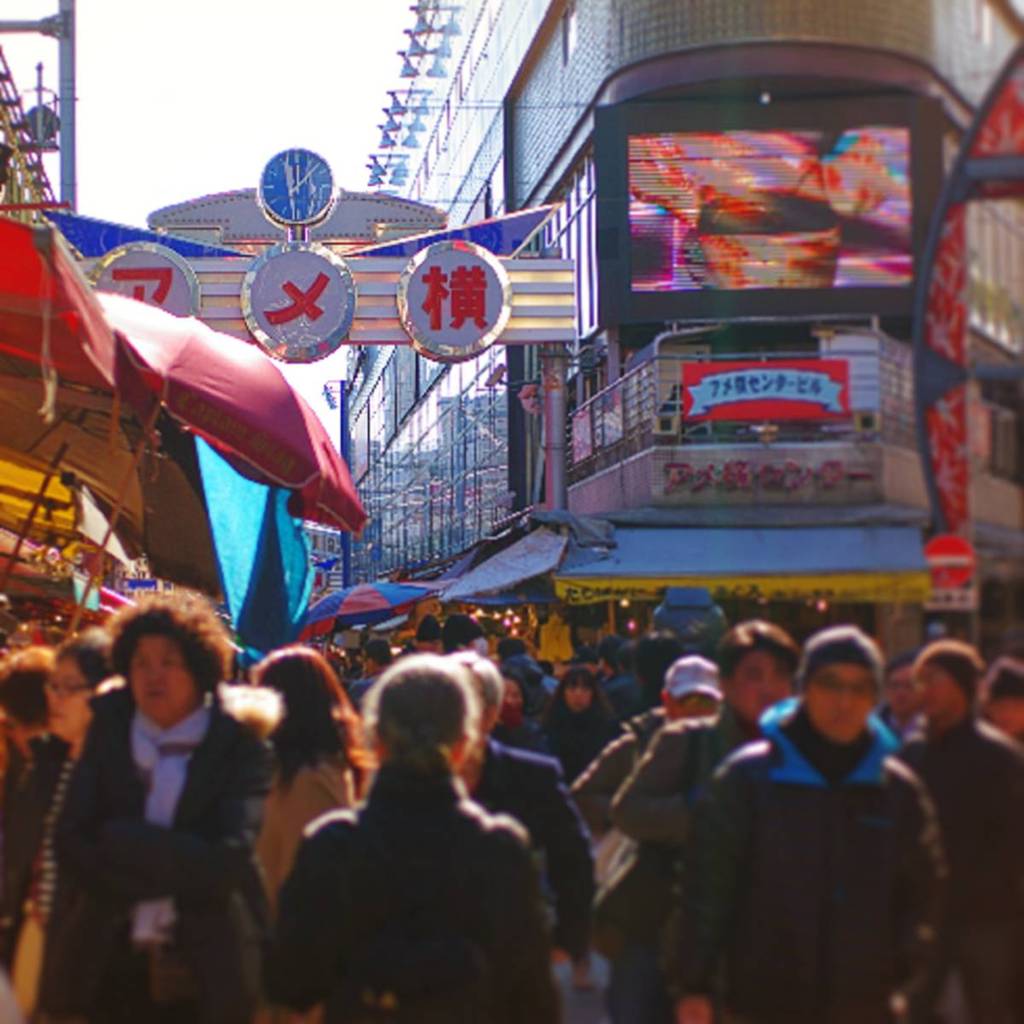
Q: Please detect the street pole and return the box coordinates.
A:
[541,344,568,511]
[336,381,352,587]
[57,0,75,210]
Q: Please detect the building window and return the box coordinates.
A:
[562,1,577,63]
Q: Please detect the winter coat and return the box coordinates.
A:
[609,705,744,846]
[900,716,1024,927]
[0,734,68,965]
[474,737,594,959]
[256,755,354,920]
[673,700,945,1024]
[600,672,644,722]
[571,707,665,835]
[39,687,273,1023]
[542,703,616,786]
[592,706,738,950]
[491,718,551,756]
[267,763,560,1024]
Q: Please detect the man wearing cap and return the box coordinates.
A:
[672,625,944,1024]
[598,622,796,1024]
[572,654,720,837]
[901,641,1024,1023]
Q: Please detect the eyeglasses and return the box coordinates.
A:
[45,681,92,698]
[809,678,876,701]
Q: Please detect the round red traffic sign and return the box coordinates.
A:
[924,534,976,590]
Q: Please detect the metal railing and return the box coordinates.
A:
[567,348,912,484]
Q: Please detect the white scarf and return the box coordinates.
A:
[130,702,211,945]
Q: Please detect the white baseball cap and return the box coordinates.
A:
[663,655,721,699]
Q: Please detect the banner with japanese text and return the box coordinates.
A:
[681,359,851,422]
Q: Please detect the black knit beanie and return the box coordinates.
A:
[798,625,884,694]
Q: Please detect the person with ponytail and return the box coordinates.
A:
[268,654,559,1024]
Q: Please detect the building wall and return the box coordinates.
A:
[365,0,1021,584]
[507,0,1013,208]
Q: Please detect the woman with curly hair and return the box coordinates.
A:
[39,594,272,1024]
[254,645,370,919]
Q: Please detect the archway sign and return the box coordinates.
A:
[914,43,1024,537]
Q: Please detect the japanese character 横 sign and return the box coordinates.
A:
[240,242,357,363]
[397,240,512,363]
[91,243,201,317]
[682,359,851,421]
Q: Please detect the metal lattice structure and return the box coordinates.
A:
[0,45,57,219]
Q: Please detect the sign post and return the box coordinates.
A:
[924,534,977,612]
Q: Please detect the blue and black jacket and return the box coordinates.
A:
[670,698,945,1024]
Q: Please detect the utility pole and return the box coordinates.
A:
[541,344,569,511]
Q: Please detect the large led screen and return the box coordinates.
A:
[629,127,911,292]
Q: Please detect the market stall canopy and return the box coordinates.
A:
[554,526,931,605]
[305,581,434,632]
[0,372,220,592]
[442,528,567,602]
[0,455,77,542]
[0,218,115,390]
[99,292,366,534]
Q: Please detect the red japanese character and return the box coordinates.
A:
[664,462,693,494]
[266,273,329,325]
[721,460,753,491]
[421,266,450,331]
[111,267,174,304]
[449,265,488,329]
[692,464,716,493]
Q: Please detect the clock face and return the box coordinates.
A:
[259,149,335,226]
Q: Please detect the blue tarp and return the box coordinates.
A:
[196,440,313,660]
[45,210,244,259]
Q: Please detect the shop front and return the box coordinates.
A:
[554,525,930,651]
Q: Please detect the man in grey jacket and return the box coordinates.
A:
[600,621,798,1024]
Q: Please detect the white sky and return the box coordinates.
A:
[2,0,410,224]
[3,0,414,447]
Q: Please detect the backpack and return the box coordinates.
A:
[334,822,490,1024]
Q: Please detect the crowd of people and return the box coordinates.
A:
[0,593,1023,1023]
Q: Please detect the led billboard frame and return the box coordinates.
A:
[595,95,942,324]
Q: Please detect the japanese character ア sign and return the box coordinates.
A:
[240,242,357,363]
[397,240,512,363]
[91,243,201,317]
[682,359,851,422]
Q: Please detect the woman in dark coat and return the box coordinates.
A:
[3,630,111,1016]
[542,666,617,785]
[267,653,560,1024]
[40,594,272,1024]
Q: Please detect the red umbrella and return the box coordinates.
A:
[0,217,115,390]
[98,292,366,534]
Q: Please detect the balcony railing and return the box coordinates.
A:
[568,344,916,485]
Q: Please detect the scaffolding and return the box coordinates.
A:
[0,45,58,221]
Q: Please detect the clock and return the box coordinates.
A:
[258,148,335,226]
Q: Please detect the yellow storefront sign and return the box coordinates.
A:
[554,571,932,606]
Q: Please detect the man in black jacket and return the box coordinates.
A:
[901,640,1024,1023]
[672,625,945,1024]
[455,653,595,988]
